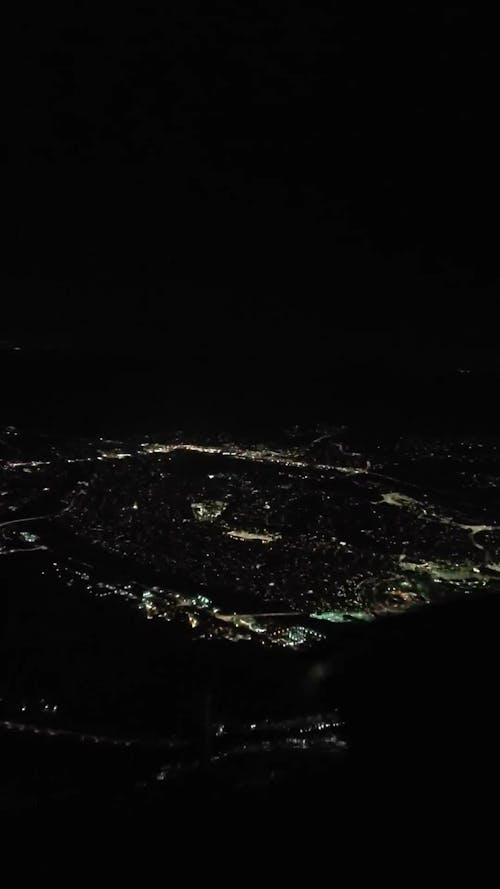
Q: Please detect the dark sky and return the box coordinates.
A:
[3,4,498,351]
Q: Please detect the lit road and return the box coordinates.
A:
[0,718,184,751]
[0,718,133,746]
[0,514,51,530]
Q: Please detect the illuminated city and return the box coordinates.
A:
[2,424,500,651]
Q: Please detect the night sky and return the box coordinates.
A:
[3,4,498,356]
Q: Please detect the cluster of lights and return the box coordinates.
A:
[268,625,325,649]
